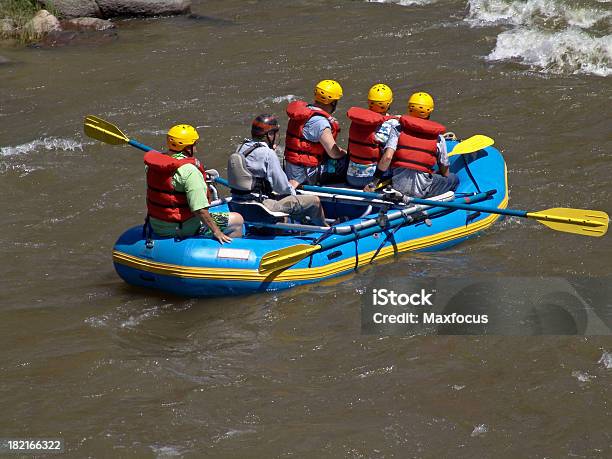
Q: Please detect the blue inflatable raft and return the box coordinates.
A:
[112,141,508,297]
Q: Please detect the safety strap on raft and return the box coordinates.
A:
[312,225,336,246]
[143,215,154,249]
[462,155,482,193]
[465,211,481,226]
[351,225,359,271]
[308,226,337,268]
[369,213,411,264]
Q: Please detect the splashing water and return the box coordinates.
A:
[1,137,86,157]
[487,28,612,76]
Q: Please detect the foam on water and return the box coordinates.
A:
[257,94,299,104]
[365,0,612,75]
[466,0,612,75]
[467,0,611,29]
[0,137,86,157]
[599,351,612,369]
[572,370,596,382]
[487,28,612,76]
[470,424,488,437]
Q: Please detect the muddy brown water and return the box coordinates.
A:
[1,0,611,457]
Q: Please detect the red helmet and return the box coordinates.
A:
[251,114,279,138]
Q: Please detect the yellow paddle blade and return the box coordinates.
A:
[259,244,321,274]
[527,208,609,237]
[448,134,495,156]
[84,115,129,145]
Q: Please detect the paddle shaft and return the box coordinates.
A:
[129,139,153,152]
[259,189,496,273]
[300,184,514,215]
[85,116,606,236]
[130,146,523,223]
[312,191,494,252]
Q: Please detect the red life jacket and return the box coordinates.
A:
[391,115,446,173]
[144,151,207,223]
[346,106,396,165]
[284,100,340,167]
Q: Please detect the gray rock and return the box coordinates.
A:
[25,9,61,36]
[0,55,10,64]
[39,0,102,19]
[96,0,191,18]
[62,17,115,31]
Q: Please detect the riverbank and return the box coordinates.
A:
[0,0,190,44]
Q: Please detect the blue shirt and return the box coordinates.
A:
[303,106,335,142]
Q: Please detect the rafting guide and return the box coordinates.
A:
[366,287,489,330]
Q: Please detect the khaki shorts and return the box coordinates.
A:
[263,195,325,226]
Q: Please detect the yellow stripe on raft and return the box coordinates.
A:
[113,191,508,283]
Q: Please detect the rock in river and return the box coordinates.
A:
[96,0,191,18]
[39,1,103,19]
[25,10,61,36]
[61,17,116,31]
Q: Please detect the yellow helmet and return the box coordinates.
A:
[167,124,199,151]
[408,92,434,119]
[367,83,393,114]
[314,79,343,105]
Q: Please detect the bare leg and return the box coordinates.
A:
[225,212,244,237]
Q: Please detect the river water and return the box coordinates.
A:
[1,0,611,457]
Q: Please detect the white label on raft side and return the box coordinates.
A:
[217,248,251,260]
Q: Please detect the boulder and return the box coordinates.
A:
[25,9,61,36]
[95,0,191,18]
[61,17,115,31]
[38,0,102,19]
[0,55,10,64]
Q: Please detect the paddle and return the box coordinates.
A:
[84,115,220,202]
[84,115,154,152]
[448,134,494,156]
[300,184,609,238]
[259,190,495,274]
[85,116,608,238]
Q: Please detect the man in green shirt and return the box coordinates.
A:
[145,124,243,243]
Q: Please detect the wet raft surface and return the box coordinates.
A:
[1,0,611,456]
